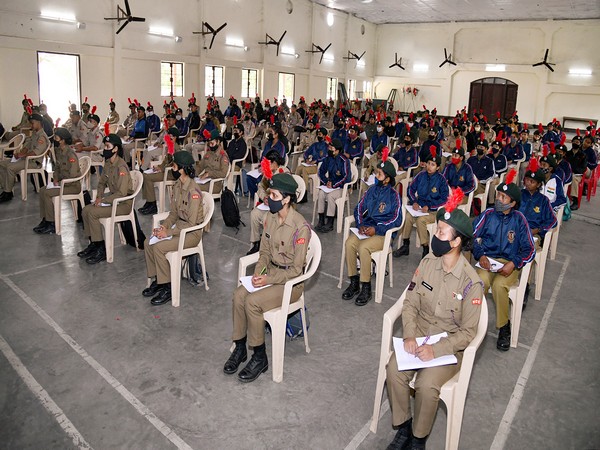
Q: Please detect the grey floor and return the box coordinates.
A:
[0,176,599,450]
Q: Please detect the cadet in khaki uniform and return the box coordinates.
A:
[65,111,88,143]
[74,112,104,163]
[33,128,81,234]
[142,151,204,306]
[106,99,120,133]
[0,113,49,203]
[295,122,318,154]
[4,99,32,142]
[195,129,229,193]
[385,197,483,450]
[118,102,138,137]
[77,134,133,264]
[224,174,311,383]
[141,115,176,170]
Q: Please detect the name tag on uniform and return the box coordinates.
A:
[421,281,433,291]
[265,233,271,239]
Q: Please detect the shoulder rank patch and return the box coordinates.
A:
[69,158,76,163]
[192,193,200,200]
[407,281,416,291]
[471,298,482,305]
[38,138,45,145]
[296,237,306,245]
[119,171,126,176]
[421,281,433,291]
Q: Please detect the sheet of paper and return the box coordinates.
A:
[475,256,504,272]
[362,174,375,186]
[143,168,156,174]
[46,182,59,189]
[99,203,111,207]
[406,206,430,217]
[301,162,316,167]
[240,275,272,293]
[146,145,158,151]
[11,156,19,163]
[247,169,261,178]
[257,203,269,211]
[350,227,369,240]
[194,177,211,185]
[393,332,458,371]
[397,170,406,176]
[318,185,338,194]
[442,152,453,158]
[149,235,173,245]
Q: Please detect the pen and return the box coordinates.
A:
[260,266,267,275]
[421,335,431,346]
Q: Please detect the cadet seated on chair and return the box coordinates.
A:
[223,173,311,383]
[141,115,178,171]
[342,149,402,306]
[142,151,204,306]
[295,128,329,202]
[344,124,364,162]
[194,129,229,193]
[539,146,567,212]
[472,169,535,351]
[363,144,386,182]
[74,108,104,165]
[77,134,133,265]
[34,128,81,234]
[315,138,352,233]
[467,138,494,200]
[0,111,49,203]
[138,127,181,216]
[392,133,418,185]
[393,147,449,259]
[442,142,475,204]
[122,106,150,165]
[385,190,482,450]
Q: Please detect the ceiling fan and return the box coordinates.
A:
[343,50,366,61]
[532,49,555,72]
[104,0,146,35]
[305,43,332,64]
[439,48,457,67]
[258,31,287,56]
[193,22,227,50]
[389,53,405,70]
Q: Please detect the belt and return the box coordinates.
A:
[271,262,290,270]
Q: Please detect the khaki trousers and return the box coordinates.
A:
[386,352,462,438]
[317,188,343,216]
[232,283,304,347]
[571,170,591,197]
[345,233,385,282]
[82,200,132,242]
[476,258,521,328]
[295,164,317,190]
[184,142,204,161]
[250,207,267,242]
[142,172,163,202]
[141,147,163,170]
[38,185,80,221]
[144,230,202,284]
[0,158,37,192]
[401,211,436,245]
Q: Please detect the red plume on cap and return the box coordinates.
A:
[202,129,211,140]
[55,118,61,127]
[538,123,544,133]
[325,135,331,143]
[381,146,390,163]
[483,115,488,122]
[164,134,175,155]
[496,111,501,119]
[444,188,465,214]
[406,124,411,133]
[576,128,581,136]
[376,112,381,122]
[134,99,139,107]
[104,122,110,136]
[512,110,517,117]
[28,98,34,107]
[409,112,414,121]
[24,93,27,100]
[147,101,151,107]
[191,92,195,99]
[315,123,320,130]
[524,123,528,130]
[261,157,273,180]
[233,115,238,125]
[429,145,437,159]
[473,116,479,123]
[505,168,517,185]
[592,129,597,137]
[91,105,97,114]
[526,157,539,174]
[552,117,557,123]
[164,100,167,105]
[84,96,88,103]
[26,105,32,115]
[270,114,275,125]
[542,145,549,158]
[455,138,462,150]
[110,98,113,103]
[128,97,132,104]
[480,132,485,140]
[422,104,426,110]
[550,143,557,155]
[496,130,503,142]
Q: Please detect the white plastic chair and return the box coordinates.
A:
[154,167,177,213]
[473,178,492,214]
[19,144,51,200]
[338,207,406,303]
[533,231,554,301]
[227,147,249,191]
[370,288,488,450]
[51,156,91,235]
[98,171,144,263]
[291,174,307,202]
[150,192,214,307]
[457,175,476,216]
[308,161,323,201]
[508,262,532,348]
[206,164,231,201]
[236,231,322,382]
[0,133,25,159]
[399,165,417,204]
[131,137,147,170]
[549,204,565,261]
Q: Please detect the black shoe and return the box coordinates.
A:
[85,245,107,264]
[387,425,412,450]
[140,203,157,215]
[320,216,334,233]
[570,197,579,211]
[0,191,13,203]
[142,279,161,297]
[409,436,427,450]
[77,242,96,258]
[238,348,268,383]
[522,283,530,311]
[355,282,372,306]
[421,245,429,259]
[150,285,172,305]
[497,321,511,351]
[33,219,48,232]
[315,213,325,231]
[223,344,248,374]
[342,275,360,300]
[137,202,150,213]
[393,239,410,258]
[246,241,260,255]
[37,222,55,234]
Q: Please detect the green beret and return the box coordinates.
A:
[436,207,473,238]
[375,143,385,153]
[210,128,221,140]
[29,113,44,123]
[103,133,122,148]
[539,153,557,168]
[379,160,396,179]
[54,127,72,145]
[451,146,465,157]
[173,151,194,167]
[167,127,180,138]
[330,138,343,151]
[270,173,298,195]
[424,148,442,166]
[497,181,521,204]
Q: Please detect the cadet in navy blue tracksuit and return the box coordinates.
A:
[520,166,557,242]
[442,146,475,203]
[344,125,364,162]
[467,138,495,202]
[539,151,567,212]
[392,134,418,186]
[342,159,402,306]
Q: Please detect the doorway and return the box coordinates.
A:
[468,77,518,120]
[37,52,81,126]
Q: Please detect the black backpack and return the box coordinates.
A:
[119,210,146,250]
[220,187,245,232]
[181,253,209,286]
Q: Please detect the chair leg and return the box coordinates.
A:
[269,316,287,383]
[388,253,394,288]
[374,259,385,304]
[509,291,523,349]
[104,223,115,263]
[54,198,61,235]
[167,254,181,307]
[369,355,389,433]
[198,244,209,291]
[131,217,139,251]
[444,391,461,450]
[21,171,27,201]
[300,304,310,354]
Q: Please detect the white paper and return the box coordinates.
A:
[406,206,431,217]
[350,227,369,240]
[194,177,211,185]
[442,152,453,158]
[99,203,111,207]
[318,185,338,194]
[475,256,504,273]
[240,275,272,293]
[393,332,458,371]
[11,156,18,163]
[143,168,156,174]
[397,170,406,176]
[257,203,269,211]
[149,235,173,245]
[301,162,316,167]
[247,169,261,178]
[122,139,132,145]
[146,145,158,151]
[46,181,59,189]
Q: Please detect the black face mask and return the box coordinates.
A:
[317,136,323,142]
[403,141,411,146]
[431,235,453,257]
[453,131,460,137]
[328,150,335,157]
[171,169,181,180]
[233,132,240,139]
[268,198,285,214]
[477,149,485,156]
[103,149,114,160]
[53,140,61,148]
[244,117,250,121]
[572,143,580,149]
[209,144,219,151]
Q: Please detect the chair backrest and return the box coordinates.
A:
[78,156,91,177]
[389,157,399,171]
[303,231,322,278]
[291,174,306,202]
[455,296,488,388]
[347,163,359,186]
[8,133,25,149]
[199,191,215,228]
[130,170,144,196]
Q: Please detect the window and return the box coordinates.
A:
[241,68,258,98]
[363,81,372,99]
[347,79,356,101]
[160,62,184,97]
[205,65,224,97]
[37,52,80,125]
[278,72,295,101]
[326,77,337,101]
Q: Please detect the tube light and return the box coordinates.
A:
[281,47,300,58]
[413,63,429,72]
[569,68,592,76]
[486,64,506,72]
[225,37,248,51]
[40,10,77,23]
[148,27,175,37]
[327,12,334,27]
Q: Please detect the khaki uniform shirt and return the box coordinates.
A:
[66,120,88,143]
[157,143,181,172]
[161,177,204,237]
[442,136,467,153]
[123,113,137,130]
[22,129,50,159]
[287,111,302,129]
[319,114,333,130]
[242,120,256,138]
[82,126,104,149]
[196,148,229,179]
[484,129,496,143]
[364,153,383,178]
[402,253,483,358]
[53,145,82,190]
[107,110,120,125]
[256,208,312,285]
[297,130,317,152]
[97,156,133,204]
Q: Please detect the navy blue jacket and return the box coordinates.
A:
[556,159,572,184]
[467,155,495,182]
[584,146,598,170]
[473,209,536,269]
[519,189,557,238]
[147,114,161,133]
[408,171,449,211]
[130,117,149,138]
[542,173,568,211]
[370,132,388,152]
[185,112,201,132]
[261,140,286,160]
[443,162,475,194]
[502,143,523,163]
[393,146,418,170]
[344,137,364,160]
[331,128,347,147]
[491,153,508,175]
[319,154,351,188]
[355,184,403,236]
[304,140,328,163]
[224,105,242,119]
[542,130,560,144]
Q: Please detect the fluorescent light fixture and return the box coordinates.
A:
[225,37,248,51]
[413,63,429,72]
[148,27,174,37]
[327,12,334,27]
[569,68,592,76]
[323,54,335,62]
[357,59,366,68]
[40,10,76,23]
[486,64,506,72]
[361,0,373,3]
[281,46,299,58]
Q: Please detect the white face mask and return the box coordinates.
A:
[147,111,154,116]
[377,126,383,132]
[176,115,182,120]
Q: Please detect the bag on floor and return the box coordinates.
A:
[221,187,245,231]
[181,253,209,286]
[76,190,92,223]
[245,145,259,164]
[286,307,310,339]
[562,200,571,222]
[119,211,146,250]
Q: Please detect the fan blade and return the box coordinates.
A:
[116,20,129,34]
[319,53,324,64]
[359,51,365,59]
[323,43,332,52]
[124,0,131,16]
[444,48,448,59]
[204,22,215,33]
[449,60,457,66]
[439,60,447,68]
[389,63,395,68]
[104,17,120,20]
[532,62,544,67]
[130,16,145,22]
[215,23,227,34]
[544,63,555,72]
[209,34,216,49]
[399,65,405,70]
[544,48,549,61]
[278,30,287,43]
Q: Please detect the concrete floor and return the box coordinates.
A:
[0,177,599,450]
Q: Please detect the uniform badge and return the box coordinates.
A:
[378,202,386,213]
[296,237,306,244]
[507,230,516,243]
[421,281,433,291]
[533,206,540,213]
[265,233,271,239]
[453,292,463,301]
[192,193,200,200]
[407,281,416,291]
[459,176,464,182]
[471,298,482,305]
[444,212,451,220]
[503,185,508,191]
[119,171,126,176]
[336,171,341,176]
[431,187,437,193]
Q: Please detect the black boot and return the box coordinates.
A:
[355,281,372,306]
[246,241,260,255]
[77,241,97,258]
[342,275,360,300]
[139,201,157,215]
[223,337,248,374]
[387,419,413,450]
[86,242,106,264]
[151,283,172,306]
[421,245,429,259]
[238,343,268,382]
[320,216,334,233]
[137,202,150,213]
[570,197,579,211]
[37,221,56,234]
[522,283,530,310]
[393,239,410,258]
[33,218,48,232]
[0,191,13,203]
[497,321,511,351]
[315,213,325,231]
[142,279,161,297]
[409,435,428,450]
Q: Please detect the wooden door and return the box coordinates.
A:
[468,77,518,120]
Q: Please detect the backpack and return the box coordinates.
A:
[181,253,209,286]
[562,200,572,222]
[245,145,259,164]
[286,307,310,339]
[119,210,146,250]
[220,187,245,231]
